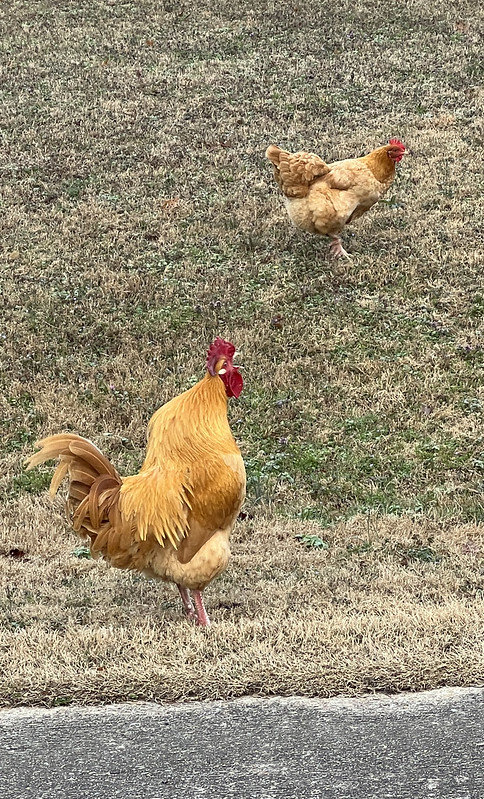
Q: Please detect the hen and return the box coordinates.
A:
[26,338,246,627]
[266,139,406,258]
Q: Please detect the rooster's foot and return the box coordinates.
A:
[329,238,351,260]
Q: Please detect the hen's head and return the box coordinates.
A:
[206,337,243,398]
[387,138,406,163]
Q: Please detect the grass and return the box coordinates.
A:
[0,0,483,705]
[1,504,484,705]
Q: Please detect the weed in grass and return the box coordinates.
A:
[395,544,441,565]
[295,534,329,551]
[7,471,52,499]
[52,696,73,707]
[71,546,92,560]
[346,541,374,556]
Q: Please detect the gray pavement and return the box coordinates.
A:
[1,687,483,798]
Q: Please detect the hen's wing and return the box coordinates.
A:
[266,145,330,198]
[307,160,382,235]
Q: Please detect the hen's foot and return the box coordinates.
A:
[192,590,211,627]
[177,585,196,623]
[329,238,351,260]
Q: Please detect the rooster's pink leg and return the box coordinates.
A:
[177,585,196,622]
[329,236,351,260]
[192,590,211,627]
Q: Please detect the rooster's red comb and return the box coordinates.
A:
[206,337,236,374]
[207,337,235,360]
[388,138,405,149]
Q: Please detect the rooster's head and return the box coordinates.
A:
[206,338,243,398]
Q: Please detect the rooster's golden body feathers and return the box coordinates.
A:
[27,372,246,607]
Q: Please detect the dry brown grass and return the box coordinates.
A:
[1,0,483,704]
[2,497,484,706]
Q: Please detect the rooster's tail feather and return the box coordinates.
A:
[26,433,122,542]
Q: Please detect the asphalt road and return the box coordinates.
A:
[1,687,483,799]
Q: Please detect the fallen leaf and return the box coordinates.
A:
[161,197,180,211]
[8,548,27,560]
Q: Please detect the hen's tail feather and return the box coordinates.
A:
[26,433,122,542]
[265,144,283,165]
[266,144,330,198]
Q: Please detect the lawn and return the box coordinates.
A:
[0,0,483,705]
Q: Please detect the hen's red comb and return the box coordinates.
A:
[388,138,405,149]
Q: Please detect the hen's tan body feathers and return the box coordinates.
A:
[27,369,246,622]
[265,145,330,198]
[266,143,403,257]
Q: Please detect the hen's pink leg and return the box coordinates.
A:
[192,590,211,627]
[177,585,196,622]
[329,236,351,260]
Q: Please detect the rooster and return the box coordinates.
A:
[26,338,246,627]
[266,139,406,258]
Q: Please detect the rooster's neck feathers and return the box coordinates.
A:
[119,372,241,548]
[143,372,237,469]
